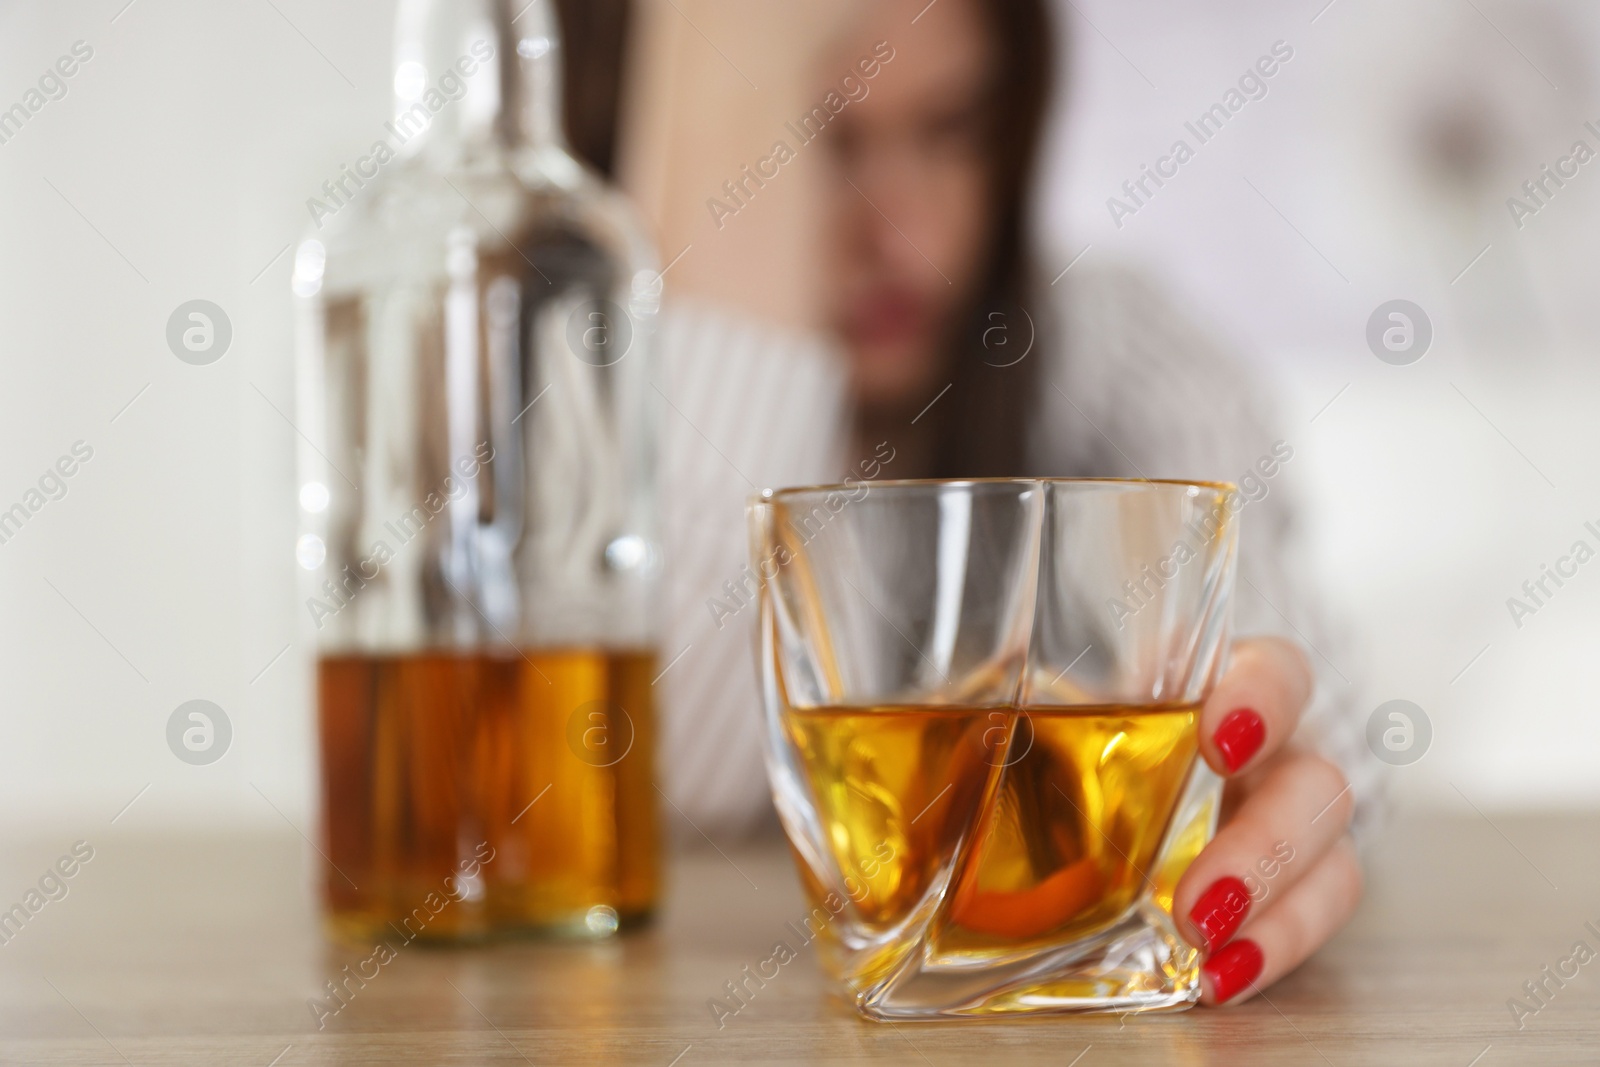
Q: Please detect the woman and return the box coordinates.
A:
[800,0,1369,1007]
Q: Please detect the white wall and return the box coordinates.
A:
[0,0,1593,831]
[1041,0,1600,811]
[0,0,395,829]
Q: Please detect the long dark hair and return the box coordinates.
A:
[553,0,632,177]
[919,0,1058,478]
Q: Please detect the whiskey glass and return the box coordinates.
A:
[750,478,1239,1018]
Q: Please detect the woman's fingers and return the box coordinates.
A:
[1173,750,1353,953]
[1200,636,1313,778]
[1200,835,1363,1005]
[1173,642,1358,1009]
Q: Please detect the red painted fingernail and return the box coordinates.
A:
[1214,708,1265,773]
[1203,938,1264,1004]
[1189,875,1251,952]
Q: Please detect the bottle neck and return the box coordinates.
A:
[392,0,565,163]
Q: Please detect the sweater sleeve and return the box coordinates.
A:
[653,301,851,837]
[1028,263,1382,846]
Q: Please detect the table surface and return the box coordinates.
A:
[0,812,1594,1065]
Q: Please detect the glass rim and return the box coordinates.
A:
[753,476,1240,504]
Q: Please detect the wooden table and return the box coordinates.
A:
[0,813,1594,1065]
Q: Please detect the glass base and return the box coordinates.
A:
[846,902,1200,1020]
[785,758,1223,1022]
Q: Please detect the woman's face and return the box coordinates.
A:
[818,0,999,410]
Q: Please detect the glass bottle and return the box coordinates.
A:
[291,0,660,941]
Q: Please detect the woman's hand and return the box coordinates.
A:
[1172,636,1363,1005]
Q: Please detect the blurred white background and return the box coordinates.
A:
[0,0,1595,832]
[1039,0,1600,815]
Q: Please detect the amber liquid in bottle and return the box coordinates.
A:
[318,648,658,941]
[784,702,1202,955]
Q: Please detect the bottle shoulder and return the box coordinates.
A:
[302,148,658,285]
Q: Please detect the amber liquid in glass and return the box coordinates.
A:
[318,648,658,941]
[785,703,1202,956]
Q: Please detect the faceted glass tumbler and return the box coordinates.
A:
[749,479,1240,1019]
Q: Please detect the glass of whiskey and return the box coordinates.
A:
[749,479,1240,1018]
